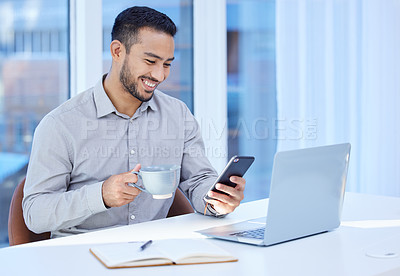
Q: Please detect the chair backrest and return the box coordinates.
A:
[167,188,195,217]
[8,178,51,246]
[8,178,194,246]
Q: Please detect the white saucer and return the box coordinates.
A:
[152,193,173,199]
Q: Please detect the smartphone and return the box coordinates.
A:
[204,155,255,201]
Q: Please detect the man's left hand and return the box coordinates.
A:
[205,176,246,215]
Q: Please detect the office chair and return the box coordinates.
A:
[167,188,194,217]
[8,178,50,246]
[8,177,194,246]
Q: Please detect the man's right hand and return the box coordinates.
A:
[102,164,142,208]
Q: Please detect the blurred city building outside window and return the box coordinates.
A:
[0,0,69,246]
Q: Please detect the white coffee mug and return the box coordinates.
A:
[129,165,180,199]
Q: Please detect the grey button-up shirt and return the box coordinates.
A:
[23,77,218,238]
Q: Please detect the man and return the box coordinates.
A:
[23,6,246,238]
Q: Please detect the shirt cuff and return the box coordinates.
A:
[85,181,107,214]
[205,200,227,218]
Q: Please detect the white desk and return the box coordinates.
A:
[1,192,400,276]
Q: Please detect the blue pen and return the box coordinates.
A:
[140,240,153,251]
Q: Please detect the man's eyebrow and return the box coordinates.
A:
[144,52,175,62]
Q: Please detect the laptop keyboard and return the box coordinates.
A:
[230,227,265,239]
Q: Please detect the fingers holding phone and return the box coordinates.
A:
[206,176,246,214]
[209,176,245,201]
[204,156,254,215]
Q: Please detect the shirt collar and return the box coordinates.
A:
[138,92,158,113]
[94,76,117,118]
[94,75,159,118]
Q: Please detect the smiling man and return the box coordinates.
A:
[22,6,246,238]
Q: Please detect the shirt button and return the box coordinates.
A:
[130,149,135,155]
[130,214,136,220]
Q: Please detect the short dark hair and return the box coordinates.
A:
[111,6,177,53]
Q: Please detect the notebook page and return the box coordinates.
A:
[155,239,234,263]
[90,242,170,267]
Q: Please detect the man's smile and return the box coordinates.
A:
[141,77,158,91]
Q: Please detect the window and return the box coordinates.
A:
[0,0,69,246]
[226,0,277,201]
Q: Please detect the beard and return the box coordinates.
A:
[119,58,155,102]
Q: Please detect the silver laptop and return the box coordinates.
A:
[197,143,351,246]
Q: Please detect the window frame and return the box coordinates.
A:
[69,0,103,96]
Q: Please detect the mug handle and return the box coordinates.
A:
[129,171,148,193]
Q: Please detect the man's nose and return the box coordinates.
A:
[150,64,165,82]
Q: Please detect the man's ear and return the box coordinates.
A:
[110,40,125,62]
